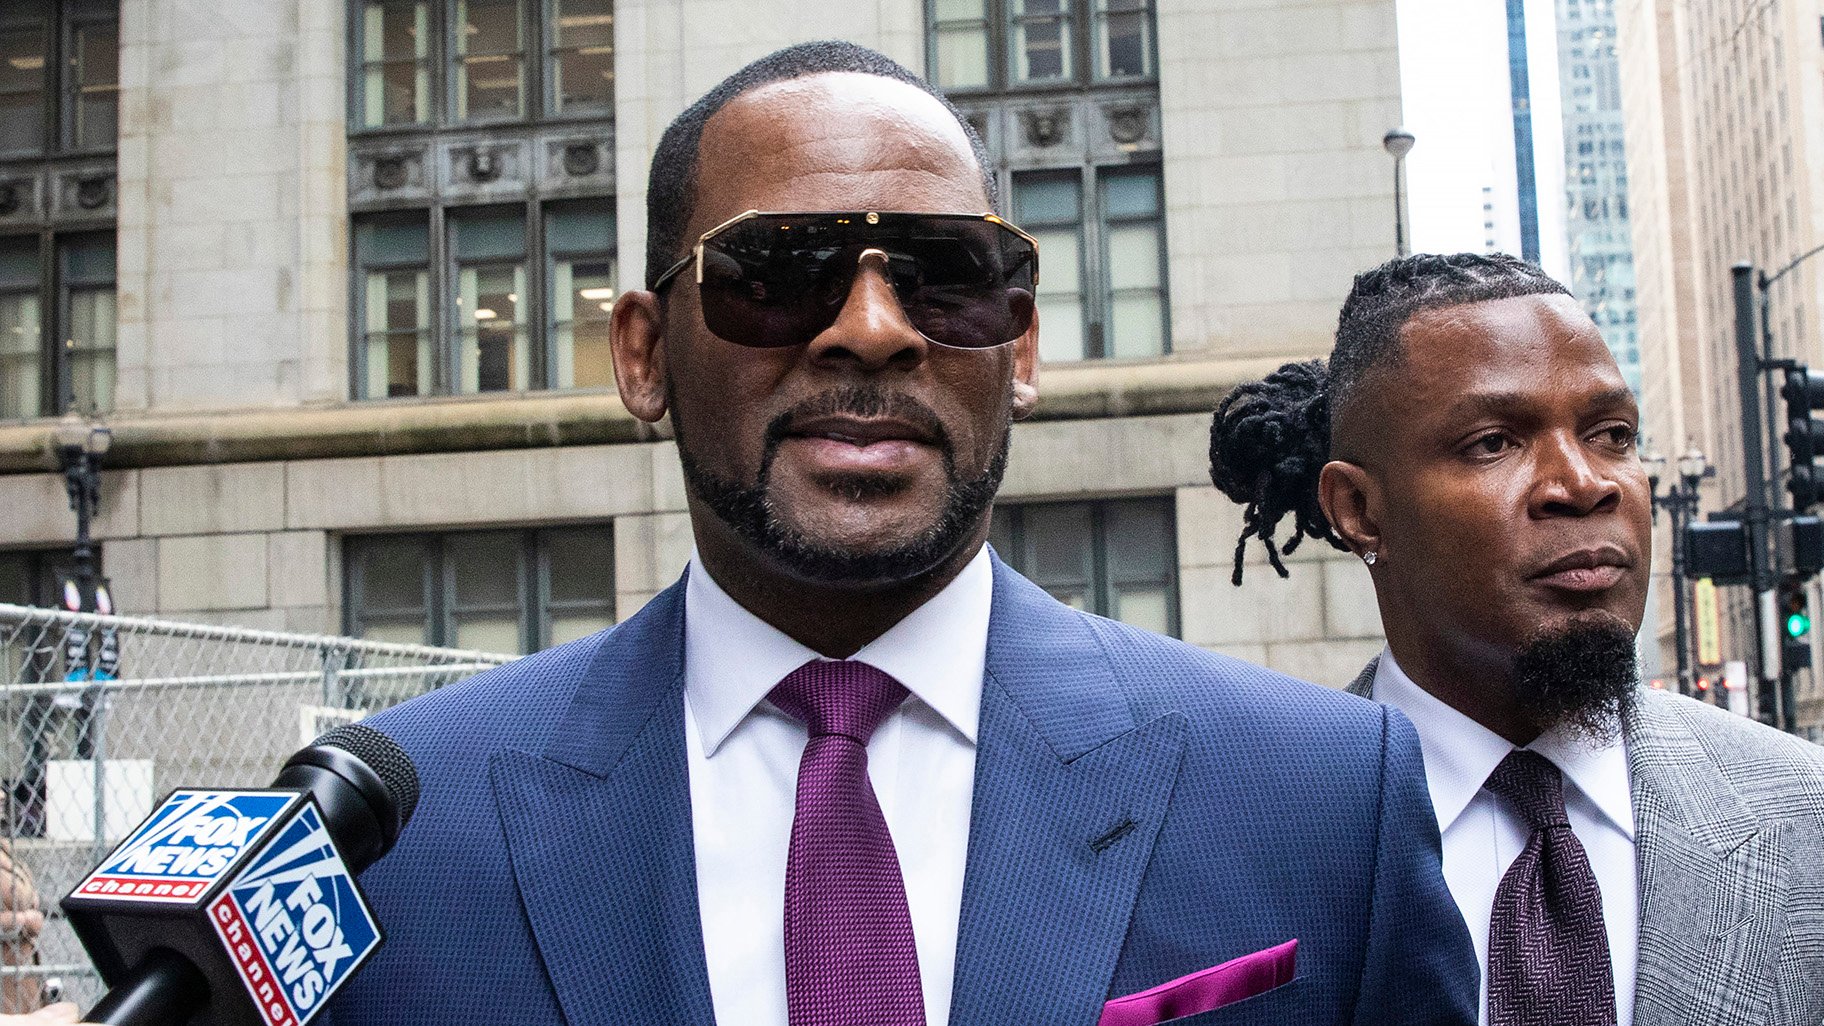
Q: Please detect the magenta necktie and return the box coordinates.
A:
[1484,750,1617,1026]
[769,659,925,1026]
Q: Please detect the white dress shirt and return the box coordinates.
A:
[1371,650,1638,1026]
[683,548,990,1026]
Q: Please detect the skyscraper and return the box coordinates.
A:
[1555,0,1640,396]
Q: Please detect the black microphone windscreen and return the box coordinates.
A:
[309,724,421,829]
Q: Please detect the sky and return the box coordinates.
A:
[1396,0,1570,282]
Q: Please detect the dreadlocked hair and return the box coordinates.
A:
[1209,252,1572,585]
[1209,360,1341,585]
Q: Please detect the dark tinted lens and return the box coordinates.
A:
[698,218,849,347]
[695,214,1036,349]
[887,220,1036,349]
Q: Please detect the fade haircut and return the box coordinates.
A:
[643,40,1000,288]
[1207,252,1573,583]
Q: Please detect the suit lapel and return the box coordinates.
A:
[946,560,1188,1026]
[488,580,717,1026]
[1626,692,1786,1026]
[1345,657,1378,699]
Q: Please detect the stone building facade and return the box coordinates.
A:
[0,0,1402,692]
[1617,0,1824,733]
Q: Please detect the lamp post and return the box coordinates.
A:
[52,410,111,617]
[1644,445,1713,698]
[1383,127,1416,258]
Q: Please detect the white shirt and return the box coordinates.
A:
[1371,650,1639,1026]
[683,548,989,1026]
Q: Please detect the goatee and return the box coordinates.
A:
[1510,612,1640,743]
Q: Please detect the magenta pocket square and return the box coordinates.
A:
[1098,939,1298,1026]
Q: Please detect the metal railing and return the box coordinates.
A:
[0,603,514,1011]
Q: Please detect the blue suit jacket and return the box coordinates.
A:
[324,557,1476,1025]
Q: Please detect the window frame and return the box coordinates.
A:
[989,496,1180,637]
[0,229,115,419]
[348,0,614,135]
[0,0,117,160]
[1010,161,1169,361]
[350,200,614,399]
[343,525,615,653]
[925,0,1157,95]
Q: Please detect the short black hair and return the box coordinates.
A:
[1207,252,1573,584]
[643,40,999,288]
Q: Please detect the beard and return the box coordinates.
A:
[672,384,1010,586]
[1510,612,1640,743]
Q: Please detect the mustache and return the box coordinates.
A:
[760,387,955,465]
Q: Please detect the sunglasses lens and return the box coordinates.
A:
[695,215,1037,349]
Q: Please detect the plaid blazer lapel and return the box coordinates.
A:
[1345,658,1377,698]
[1626,691,1788,1026]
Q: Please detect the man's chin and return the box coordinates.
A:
[1511,612,1641,742]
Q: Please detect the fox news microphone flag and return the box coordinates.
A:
[59,724,421,1026]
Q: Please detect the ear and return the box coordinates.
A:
[611,289,669,424]
[1010,305,1039,421]
[1317,459,1383,560]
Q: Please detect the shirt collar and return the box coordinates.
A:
[1372,649,1634,839]
[683,547,991,756]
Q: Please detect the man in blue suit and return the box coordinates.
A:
[317,42,1477,1026]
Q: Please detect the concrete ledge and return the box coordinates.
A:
[0,354,1290,472]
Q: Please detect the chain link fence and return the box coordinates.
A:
[0,602,514,1012]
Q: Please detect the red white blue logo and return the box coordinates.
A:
[73,791,295,904]
[207,802,381,1026]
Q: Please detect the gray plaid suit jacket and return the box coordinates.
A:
[1347,659,1824,1025]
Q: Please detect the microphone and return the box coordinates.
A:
[59,724,420,1026]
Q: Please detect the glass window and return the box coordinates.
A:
[1010,0,1072,83]
[346,526,615,652]
[454,0,524,121]
[0,19,47,156]
[61,234,114,415]
[933,0,991,89]
[1013,172,1085,362]
[990,497,1177,635]
[356,216,433,399]
[550,0,612,113]
[1100,167,1165,359]
[546,202,615,389]
[544,526,613,645]
[69,16,117,150]
[0,239,41,420]
[360,0,431,127]
[451,209,528,393]
[1094,0,1152,78]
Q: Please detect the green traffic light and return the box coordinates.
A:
[1788,612,1812,639]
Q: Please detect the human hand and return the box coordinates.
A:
[0,1003,86,1024]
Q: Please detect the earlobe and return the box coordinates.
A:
[1317,460,1383,561]
[610,290,670,424]
[1010,310,1040,421]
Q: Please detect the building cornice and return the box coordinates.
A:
[0,354,1294,473]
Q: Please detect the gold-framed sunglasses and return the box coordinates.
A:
[650,210,1040,350]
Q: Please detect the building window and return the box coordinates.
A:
[345,526,615,653]
[989,497,1177,636]
[1012,165,1165,361]
[0,548,79,608]
[930,0,1155,91]
[352,0,612,129]
[0,232,115,419]
[352,202,615,398]
[0,0,118,157]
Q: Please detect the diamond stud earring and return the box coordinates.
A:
[1362,551,1378,566]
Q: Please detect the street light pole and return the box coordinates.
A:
[53,412,111,616]
[1645,447,1713,697]
[1383,127,1416,258]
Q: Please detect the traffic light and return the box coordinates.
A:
[1779,575,1813,673]
[1782,367,1824,509]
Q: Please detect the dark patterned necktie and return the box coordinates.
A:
[769,659,925,1026]
[1483,750,1617,1026]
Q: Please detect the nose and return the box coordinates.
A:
[803,250,929,371]
[1530,431,1624,518]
